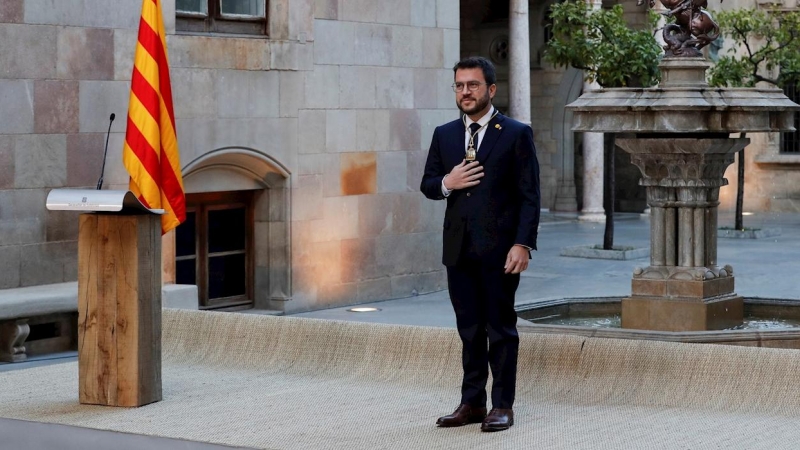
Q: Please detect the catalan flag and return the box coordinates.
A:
[122,0,185,234]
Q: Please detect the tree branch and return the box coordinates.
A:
[754,74,779,85]
[736,25,757,60]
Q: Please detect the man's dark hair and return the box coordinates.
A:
[453,56,497,86]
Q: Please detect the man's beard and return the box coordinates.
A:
[457,91,490,116]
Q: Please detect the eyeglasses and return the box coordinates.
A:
[452,81,489,92]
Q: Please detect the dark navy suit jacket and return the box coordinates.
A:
[420,112,541,267]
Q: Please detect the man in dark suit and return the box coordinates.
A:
[420,56,540,432]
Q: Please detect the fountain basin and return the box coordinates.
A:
[517,297,800,348]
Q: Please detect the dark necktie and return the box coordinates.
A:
[468,122,481,150]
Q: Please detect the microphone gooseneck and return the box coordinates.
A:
[96,113,116,190]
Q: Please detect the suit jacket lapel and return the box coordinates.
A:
[477,113,506,164]
[446,121,468,163]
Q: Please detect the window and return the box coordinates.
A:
[781,81,800,154]
[176,191,254,310]
[176,0,267,35]
[534,2,557,67]
[543,8,554,45]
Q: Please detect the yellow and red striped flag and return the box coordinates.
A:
[123,0,185,234]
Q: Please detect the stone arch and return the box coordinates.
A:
[552,66,584,212]
[182,146,290,192]
[182,147,291,311]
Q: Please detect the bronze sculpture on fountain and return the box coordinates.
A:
[638,0,721,57]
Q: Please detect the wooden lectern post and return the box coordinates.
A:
[77,213,162,407]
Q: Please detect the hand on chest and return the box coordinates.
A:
[444,136,514,177]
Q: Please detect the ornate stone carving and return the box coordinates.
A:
[0,320,30,363]
[618,138,746,274]
[630,154,734,188]
[633,265,733,280]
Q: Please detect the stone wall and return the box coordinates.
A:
[531,64,573,210]
[0,0,458,313]
[287,0,458,311]
[0,0,150,289]
[719,133,800,214]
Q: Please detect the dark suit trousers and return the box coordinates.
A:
[446,254,520,409]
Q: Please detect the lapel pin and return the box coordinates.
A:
[495,124,502,130]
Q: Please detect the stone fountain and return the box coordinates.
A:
[563,3,799,332]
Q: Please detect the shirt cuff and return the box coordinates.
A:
[441,176,452,197]
[514,244,532,251]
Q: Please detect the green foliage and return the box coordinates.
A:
[543,2,662,88]
[708,8,800,88]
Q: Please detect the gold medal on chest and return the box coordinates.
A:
[463,110,499,163]
[465,145,477,162]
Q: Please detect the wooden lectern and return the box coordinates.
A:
[47,189,163,407]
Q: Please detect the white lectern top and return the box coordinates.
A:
[46,189,164,214]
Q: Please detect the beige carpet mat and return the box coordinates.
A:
[0,309,799,449]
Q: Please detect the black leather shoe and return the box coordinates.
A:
[481,408,514,432]
[436,404,487,427]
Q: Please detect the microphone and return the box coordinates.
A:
[96,113,116,190]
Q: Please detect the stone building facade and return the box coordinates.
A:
[1,0,797,314]
[0,0,457,313]
[712,0,800,212]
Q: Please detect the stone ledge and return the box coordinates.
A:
[718,228,781,239]
[0,282,199,363]
[516,296,800,348]
[754,154,800,168]
[560,245,649,260]
[0,283,78,321]
[0,282,199,321]
[162,284,199,310]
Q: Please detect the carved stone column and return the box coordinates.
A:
[579,132,604,221]
[508,0,531,126]
[579,0,605,221]
[616,138,749,331]
[579,100,605,220]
